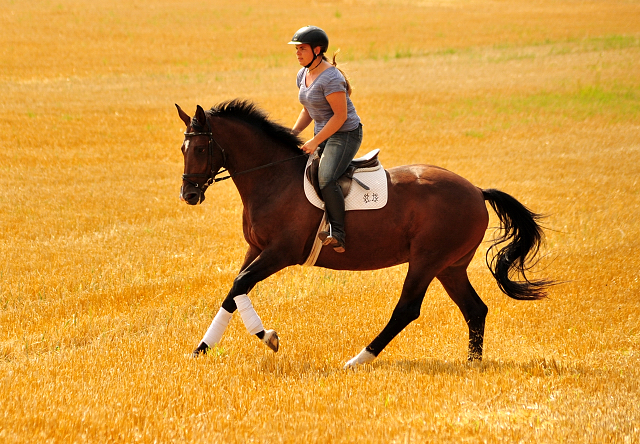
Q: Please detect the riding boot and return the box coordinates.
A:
[319,182,346,253]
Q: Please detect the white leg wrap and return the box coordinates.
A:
[344,348,376,369]
[201,308,233,347]
[234,294,265,335]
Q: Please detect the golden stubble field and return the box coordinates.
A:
[1,0,640,442]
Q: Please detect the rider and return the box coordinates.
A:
[289,26,363,253]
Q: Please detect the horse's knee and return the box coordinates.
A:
[221,295,237,313]
[226,272,254,305]
[231,272,248,293]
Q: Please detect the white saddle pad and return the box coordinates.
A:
[303,149,388,211]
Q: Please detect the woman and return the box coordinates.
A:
[289,26,363,253]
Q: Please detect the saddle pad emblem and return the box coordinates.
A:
[303,152,388,211]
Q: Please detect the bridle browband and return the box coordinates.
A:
[182,115,305,193]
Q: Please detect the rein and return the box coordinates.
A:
[213,153,307,182]
[182,119,306,191]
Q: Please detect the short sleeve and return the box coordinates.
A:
[322,70,347,97]
[296,68,305,89]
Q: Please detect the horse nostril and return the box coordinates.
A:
[183,192,200,204]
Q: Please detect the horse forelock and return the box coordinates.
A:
[190,116,205,132]
[208,99,303,153]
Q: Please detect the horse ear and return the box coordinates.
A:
[175,104,191,127]
[195,105,207,128]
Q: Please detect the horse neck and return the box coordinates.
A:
[214,117,304,199]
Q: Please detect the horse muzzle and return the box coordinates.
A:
[180,184,206,205]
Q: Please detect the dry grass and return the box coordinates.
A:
[1,0,640,442]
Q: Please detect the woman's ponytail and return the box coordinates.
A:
[323,49,352,96]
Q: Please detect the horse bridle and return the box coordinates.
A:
[181,125,228,193]
[181,112,242,194]
[182,114,306,193]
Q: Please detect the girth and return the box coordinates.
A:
[306,149,381,200]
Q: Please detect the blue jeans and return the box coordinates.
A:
[317,124,363,189]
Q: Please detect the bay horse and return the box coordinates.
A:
[176,99,551,368]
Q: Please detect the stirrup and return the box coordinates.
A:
[318,224,345,253]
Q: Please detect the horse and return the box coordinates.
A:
[176,99,551,368]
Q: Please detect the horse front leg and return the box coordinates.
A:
[192,247,290,357]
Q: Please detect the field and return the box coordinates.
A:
[2,0,640,442]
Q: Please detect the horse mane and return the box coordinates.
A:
[208,99,303,153]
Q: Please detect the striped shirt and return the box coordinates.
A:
[296,66,361,135]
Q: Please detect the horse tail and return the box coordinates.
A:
[482,188,552,300]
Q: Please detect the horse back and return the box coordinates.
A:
[314,164,489,271]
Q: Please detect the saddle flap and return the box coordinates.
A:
[305,156,353,199]
[304,151,388,212]
[305,149,381,201]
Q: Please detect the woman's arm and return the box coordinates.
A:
[292,107,313,135]
[301,91,347,154]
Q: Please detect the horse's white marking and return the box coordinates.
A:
[234,294,265,335]
[344,348,376,369]
[201,307,233,347]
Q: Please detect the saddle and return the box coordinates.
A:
[306,149,381,200]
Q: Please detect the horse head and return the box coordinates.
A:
[176,104,226,205]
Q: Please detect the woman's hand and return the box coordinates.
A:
[301,139,320,154]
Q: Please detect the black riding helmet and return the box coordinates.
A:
[288,26,329,68]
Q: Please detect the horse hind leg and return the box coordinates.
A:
[345,263,436,368]
[437,264,488,361]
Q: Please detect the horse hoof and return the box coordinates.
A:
[192,342,210,358]
[344,348,376,369]
[262,330,279,353]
